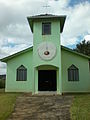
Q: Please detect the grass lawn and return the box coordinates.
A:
[0,89,20,120]
[71,94,90,120]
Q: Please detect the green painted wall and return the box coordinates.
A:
[5,50,33,92]
[33,19,62,94]
[4,17,90,94]
[5,47,90,93]
[33,19,61,67]
[61,49,90,92]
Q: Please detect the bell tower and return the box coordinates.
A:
[27,14,66,94]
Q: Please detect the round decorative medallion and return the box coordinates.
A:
[44,51,50,55]
[37,42,56,60]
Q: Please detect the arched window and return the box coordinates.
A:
[68,64,79,81]
[16,65,27,81]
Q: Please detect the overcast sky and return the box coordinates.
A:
[0,0,90,74]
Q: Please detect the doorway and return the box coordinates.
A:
[38,70,57,91]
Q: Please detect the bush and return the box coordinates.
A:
[0,79,5,88]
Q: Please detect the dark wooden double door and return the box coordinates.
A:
[38,70,57,91]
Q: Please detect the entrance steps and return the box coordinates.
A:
[33,91,61,96]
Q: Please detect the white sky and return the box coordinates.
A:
[0,0,90,74]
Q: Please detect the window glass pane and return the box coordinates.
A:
[20,70,23,80]
[16,65,27,81]
[68,70,70,80]
[42,23,51,35]
[68,69,73,81]
[71,70,74,81]
[22,70,24,81]
[73,70,76,81]
[68,65,79,81]
[24,70,27,80]
[75,69,79,81]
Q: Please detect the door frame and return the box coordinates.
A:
[33,65,60,94]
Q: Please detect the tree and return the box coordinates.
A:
[74,40,90,56]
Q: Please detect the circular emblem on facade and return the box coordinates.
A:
[44,51,50,55]
[37,42,57,60]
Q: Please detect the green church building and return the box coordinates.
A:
[1,14,90,94]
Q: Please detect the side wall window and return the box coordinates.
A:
[42,22,51,35]
[68,64,79,81]
[16,65,27,81]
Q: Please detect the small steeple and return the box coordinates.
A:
[27,14,66,33]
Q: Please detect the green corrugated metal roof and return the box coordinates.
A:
[0,45,90,62]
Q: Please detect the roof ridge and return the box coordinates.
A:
[0,46,33,62]
[61,45,90,59]
[0,45,90,62]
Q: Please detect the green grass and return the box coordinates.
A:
[0,90,20,120]
[71,94,90,120]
